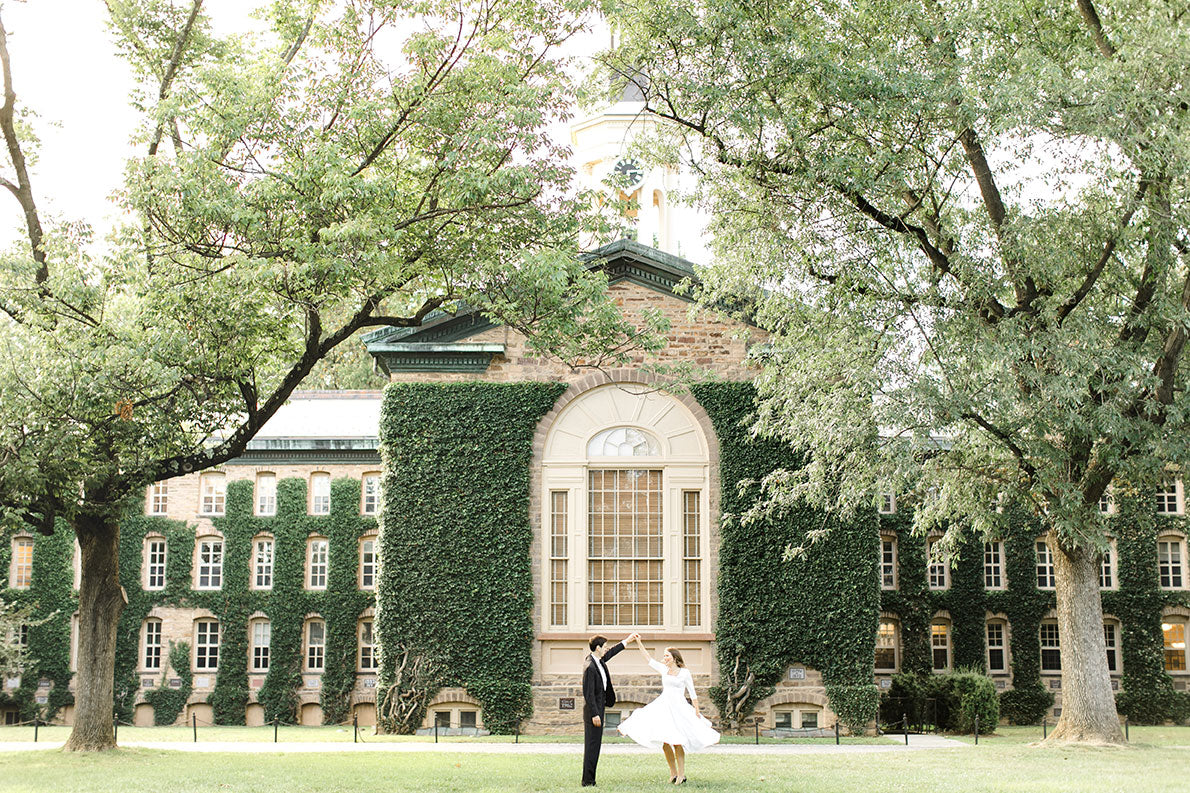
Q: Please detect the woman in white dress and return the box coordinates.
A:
[617,636,720,783]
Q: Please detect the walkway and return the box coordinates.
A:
[0,734,967,755]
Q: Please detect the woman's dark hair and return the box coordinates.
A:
[589,635,608,652]
[665,647,687,668]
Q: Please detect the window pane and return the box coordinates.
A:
[587,470,663,626]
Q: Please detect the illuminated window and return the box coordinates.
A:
[931,621,951,672]
[875,621,899,671]
[1163,620,1187,672]
[10,537,33,589]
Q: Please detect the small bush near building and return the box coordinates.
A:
[879,671,998,734]
[999,682,1054,725]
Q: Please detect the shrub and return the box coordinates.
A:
[999,682,1053,725]
[881,671,998,733]
[825,683,880,734]
[948,672,999,734]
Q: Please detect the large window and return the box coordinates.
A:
[927,539,949,590]
[307,538,329,590]
[1104,621,1120,673]
[986,620,1007,673]
[199,472,226,516]
[10,537,33,589]
[931,621,951,672]
[683,491,702,627]
[251,620,271,672]
[305,619,326,672]
[875,621,899,672]
[143,619,162,670]
[359,538,376,590]
[880,538,897,590]
[196,539,223,590]
[310,473,331,515]
[984,542,1005,590]
[587,469,663,626]
[1040,621,1061,672]
[550,491,568,627]
[143,537,167,591]
[253,538,274,590]
[256,473,277,517]
[1164,619,1187,672]
[1159,536,1186,589]
[359,620,377,671]
[362,473,381,516]
[1036,540,1055,589]
[149,482,169,515]
[1100,541,1117,589]
[195,619,220,671]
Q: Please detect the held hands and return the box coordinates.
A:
[592,715,601,727]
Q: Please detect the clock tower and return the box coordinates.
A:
[570,97,709,262]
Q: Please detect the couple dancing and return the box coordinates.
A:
[582,632,720,786]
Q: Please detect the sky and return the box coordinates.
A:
[0,1,609,253]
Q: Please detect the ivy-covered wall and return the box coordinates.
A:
[690,382,882,732]
[375,382,566,734]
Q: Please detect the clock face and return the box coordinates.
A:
[613,158,645,188]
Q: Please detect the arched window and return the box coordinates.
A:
[143,535,167,591]
[199,472,226,516]
[142,619,162,670]
[931,619,952,672]
[875,620,899,672]
[586,427,661,457]
[256,473,277,516]
[358,619,377,672]
[304,618,326,672]
[194,619,220,671]
[1163,616,1187,672]
[361,472,381,516]
[9,536,33,589]
[252,535,274,590]
[927,538,950,590]
[310,473,331,515]
[986,619,1008,674]
[195,536,223,590]
[1035,539,1055,589]
[880,536,897,590]
[1040,620,1061,672]
[307,536,329,590]
[359,536,377,590]
[1158,534,1187,589]
[250,618,271,673]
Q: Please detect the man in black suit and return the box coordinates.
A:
[582,632,638,786]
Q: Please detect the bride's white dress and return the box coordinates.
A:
[617,659,721,751]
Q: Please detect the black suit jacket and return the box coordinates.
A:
[581,642,624,719]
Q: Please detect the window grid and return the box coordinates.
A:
[311,474,331,515]
[881,539,897,590]
[1156,481,1181,514]
[197,540,223,589]
[146,540,167,590]
[879,493,896,514]
[306,621,325,671]
[196,620,220,670]
[927,540,949,590]
[359,621,377,671]
[550,491,568,627]
[144,621,162,670]
[1100,544,1115,589]
[1040,622,1061,671]
[1098,491,1113,514]
[1158,539,1184,589]
[683,491,702,627]
[875,621,897,671]
[1104,623,1118,673]
[200,474,226,516]
[587,469,663,626]
[256,474,277,516]
[360,539,376,590]
[984,542,1004,589]
[11,538,32,589]
[931,623,950,672]
[986,622,1006,673]
[149,482,168,515]
[308,539,328,589]
[362,475,381,515]
[1164,621,1187,671]
[252,621,271,672]
[254,540,274,589]
[1036,541,1055,589]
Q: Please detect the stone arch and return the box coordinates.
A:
[766,689,829,708]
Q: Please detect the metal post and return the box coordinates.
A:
[353,714,358,744]
[974,715,978,745]
[33,719,38,743]
[903,716,909,746]
[114,716,118,743]
[1124,716,1129,742]
[754,720,759,745]
[274,717,278,743]
[435,722,438,744]
[835,720,840,745]
[1042,717,1047,739]
[192,713,197,743]
[515,725,519,744]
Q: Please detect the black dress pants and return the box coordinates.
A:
[582,713,602,785]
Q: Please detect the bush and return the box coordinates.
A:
[880,671,999,733]
[1116,685,1190,725]
[948,672,999,734]
[999,682,1053,725]
[878,673,930,728]
[825,683,880,734]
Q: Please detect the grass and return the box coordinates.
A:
[0,724,890,745]
[1,740,1187,793]
[948,724,1190,747]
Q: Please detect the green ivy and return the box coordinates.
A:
[143,642,192,725]
[375,382,566,734]
[690,382,881,733]
[0,523,75,721]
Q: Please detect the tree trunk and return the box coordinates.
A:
[63,514,125,752]
[1046,538,1123,744]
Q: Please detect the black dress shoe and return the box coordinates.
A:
[670,777,677,784]
[678,778,687,785]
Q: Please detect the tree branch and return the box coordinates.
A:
[148,0,203,157]
[1075,0,1117,58]
[0,12,47,285]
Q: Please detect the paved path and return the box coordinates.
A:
[0,735,968,755]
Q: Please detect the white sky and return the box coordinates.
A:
[0,1,606,252]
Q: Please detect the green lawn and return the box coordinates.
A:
[947,723,1190,747]
[0,742,1185,793]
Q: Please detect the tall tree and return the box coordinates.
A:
[0,0,652,751]
[603,0,1189,742]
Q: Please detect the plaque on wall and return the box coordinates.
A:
[363,678,377,688]
[142,678,155,688]
[4,677,19,689]
[879,678,892,689]
[788,667,806,680]
[35,695,48,704]
[1048,679,1061,690]
[37,678,50,688]
[169,678,183,688]
[194,676,210,688]
[559,697,575,710]
[994,680,1006,690]
[306,676,321,689]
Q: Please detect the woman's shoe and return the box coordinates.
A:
[670,777,677,784]
[678,778,687,785]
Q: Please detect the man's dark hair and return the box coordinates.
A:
[589,635,608,653]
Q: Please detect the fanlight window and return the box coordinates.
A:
[587,427,660,458]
